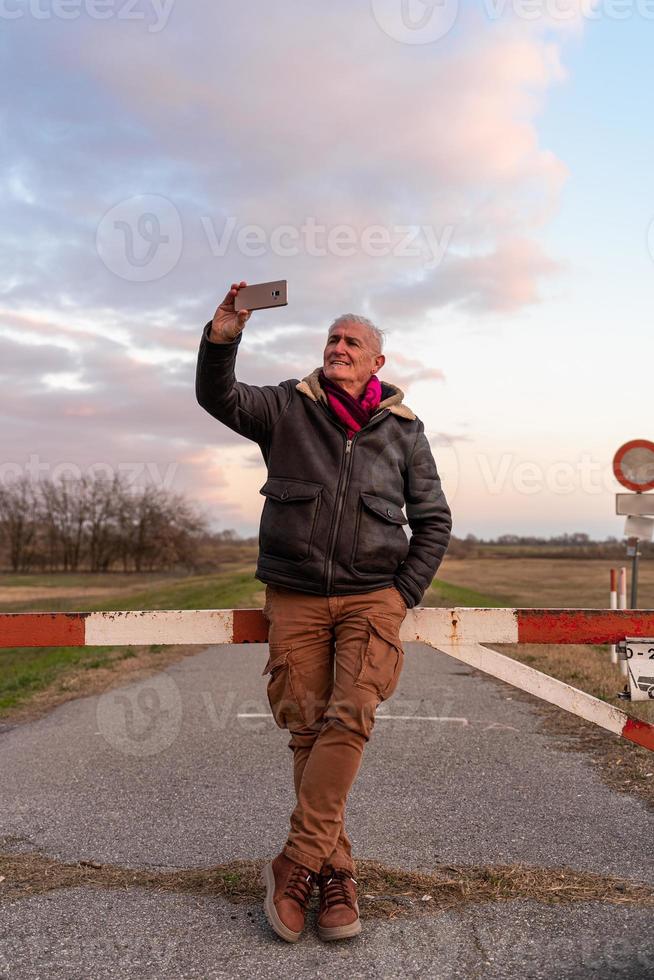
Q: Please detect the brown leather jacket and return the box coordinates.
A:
[195,322,452,607]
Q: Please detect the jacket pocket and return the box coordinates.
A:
[259,478,322,564]
[351,492,409,574]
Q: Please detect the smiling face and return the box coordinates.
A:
[322,320,385,398]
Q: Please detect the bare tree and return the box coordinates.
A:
[40,476,90,572]
[86,474,123,573]
[0,472,209,573]
[0,477,41,572]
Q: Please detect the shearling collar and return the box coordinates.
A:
[296,368,417,421]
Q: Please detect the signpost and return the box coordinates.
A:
[613,439,654,609]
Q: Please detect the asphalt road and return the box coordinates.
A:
[1,640,653,979]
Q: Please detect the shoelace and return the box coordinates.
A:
[320,870,357,910]
[283,866,315,909]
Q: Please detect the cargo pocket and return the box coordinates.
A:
[261,644,297,729]
[354,616,405,702]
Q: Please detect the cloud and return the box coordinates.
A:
[380,351,446,389]
[371,237,566,319]
[2,4,572,325]
[0,2,582,528]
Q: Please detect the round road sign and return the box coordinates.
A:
[613,439,654,492]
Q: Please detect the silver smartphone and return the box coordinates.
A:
[234,279,288,312]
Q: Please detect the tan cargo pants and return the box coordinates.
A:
[262,583,408,876]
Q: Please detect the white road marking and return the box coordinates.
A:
[236,713,469,724]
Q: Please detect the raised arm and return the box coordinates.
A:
[394,424,453,608]
[195,282,291,443]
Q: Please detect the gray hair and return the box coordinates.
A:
[326,314,385,354]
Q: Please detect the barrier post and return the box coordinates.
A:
[619,566,628,677]
[609,568,618,664]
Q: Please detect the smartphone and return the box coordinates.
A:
[234,279,288,312]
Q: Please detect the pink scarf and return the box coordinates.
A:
[318,371,383,439]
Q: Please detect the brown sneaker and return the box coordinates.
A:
[262,853,316,942]
[317,868,361,941]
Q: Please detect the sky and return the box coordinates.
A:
[1,0,653,541]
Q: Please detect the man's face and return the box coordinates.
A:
[322,321,385,395]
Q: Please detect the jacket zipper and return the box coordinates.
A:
[319,403,390,593]
[325,434,354,593]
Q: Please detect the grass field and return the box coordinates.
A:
[436,555,654,609]
[0,556,652,726]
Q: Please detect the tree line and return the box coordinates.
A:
[448,532,653,559]
[0,474,211,573]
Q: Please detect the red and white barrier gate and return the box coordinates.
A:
[1,607,653,753]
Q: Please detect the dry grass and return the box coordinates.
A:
[0,572,176,609]
[495,642,653,724]
[0,586,129,604]
[438,556,654,609]
[1,849,651,918]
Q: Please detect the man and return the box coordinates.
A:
[195,281,452,943]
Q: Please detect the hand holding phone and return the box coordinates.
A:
[209,280,288,343]
[210,281,252,343]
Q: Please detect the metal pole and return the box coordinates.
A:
[631,544,640,609]
[626,536,639,610]
[619,566,628,677]
[610,568,618,664]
